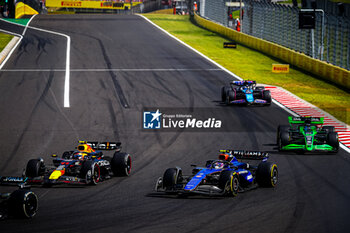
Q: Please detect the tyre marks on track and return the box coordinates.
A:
[93,36,129,109]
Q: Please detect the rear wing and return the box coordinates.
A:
[78,141,121,150]
[288,116,324,125]
[231,80,256,86]
[219,150,269,160]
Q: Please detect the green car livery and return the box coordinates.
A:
[277,116,339,153]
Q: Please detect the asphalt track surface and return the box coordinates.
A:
[0,15,349,233]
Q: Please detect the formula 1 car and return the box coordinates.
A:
[0,183,38,219]
[221,80,271,105]
[22,141,131,186]
[277,116,339,153]
[155,150,278,197]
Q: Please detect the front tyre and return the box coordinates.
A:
[278,131,290,151]
[8,189,38,218]
[25,159,45,178]
[163,168,182,190]
[262,90,271,105]
[221,86,231,102]
[256,162,278,187]
[327,132,339,153]
[277,125,290,145]
[80,161,100,185]
[111,152,131,176]
[219,170,239,196]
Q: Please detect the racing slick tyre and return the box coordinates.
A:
[218,170,239,197]
[278,131,290,151]
[221,86,231,102]
[80,161,100,185]
[327,132,339,153]
[8,189,38,218]
[226,90,236,104]
[163,168,182,190]
[25,159,45,178]
[322,126,335,133]
[256,162,278,187]
[277,125,290,145]
[111,152,131,176]
[262,90,271,105]
[62,151,74,159]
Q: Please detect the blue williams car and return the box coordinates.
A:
[221,80,271,105]
[155,150,278,197]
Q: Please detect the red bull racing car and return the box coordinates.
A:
[11,141,131,186]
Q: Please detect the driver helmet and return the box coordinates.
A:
[304,124,311,131]
[213,161,224,169]
[73,152,87,160]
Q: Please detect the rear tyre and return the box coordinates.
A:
[327,132,339,152]
[322,126,335,133]
[255,86,265,91]
[80,161,100,185]
[163,168,182,190]
[256,162,278,187]
[25,159,45,178]
[62,151,74,159]
[262,90,271,105]
[221,86,231,102]
[8,189,38,218]
[111,152,131,176]
[218,170,239,196]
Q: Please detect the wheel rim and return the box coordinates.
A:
[271,166,278,186]
[93,164,101,184]
[23,193,38,218]
[230,176,239,196]
[125,156,131,175]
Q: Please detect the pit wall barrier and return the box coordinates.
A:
[193,13,350,90]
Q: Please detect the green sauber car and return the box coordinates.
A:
[277,116,339,153]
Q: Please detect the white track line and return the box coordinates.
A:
[0,16,71,108]
[138,14,243,81]
[26,25,71,108]
[0,30,23,70]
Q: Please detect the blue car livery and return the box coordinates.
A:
[221,80,272,105]
[155,150,278,197]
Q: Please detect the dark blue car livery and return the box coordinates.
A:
[155,150,278,197]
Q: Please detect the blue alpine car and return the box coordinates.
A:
[221,80,271,105]
[155,150,278,197]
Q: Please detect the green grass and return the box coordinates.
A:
[0,33,14,51]
[144,14,350,125]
